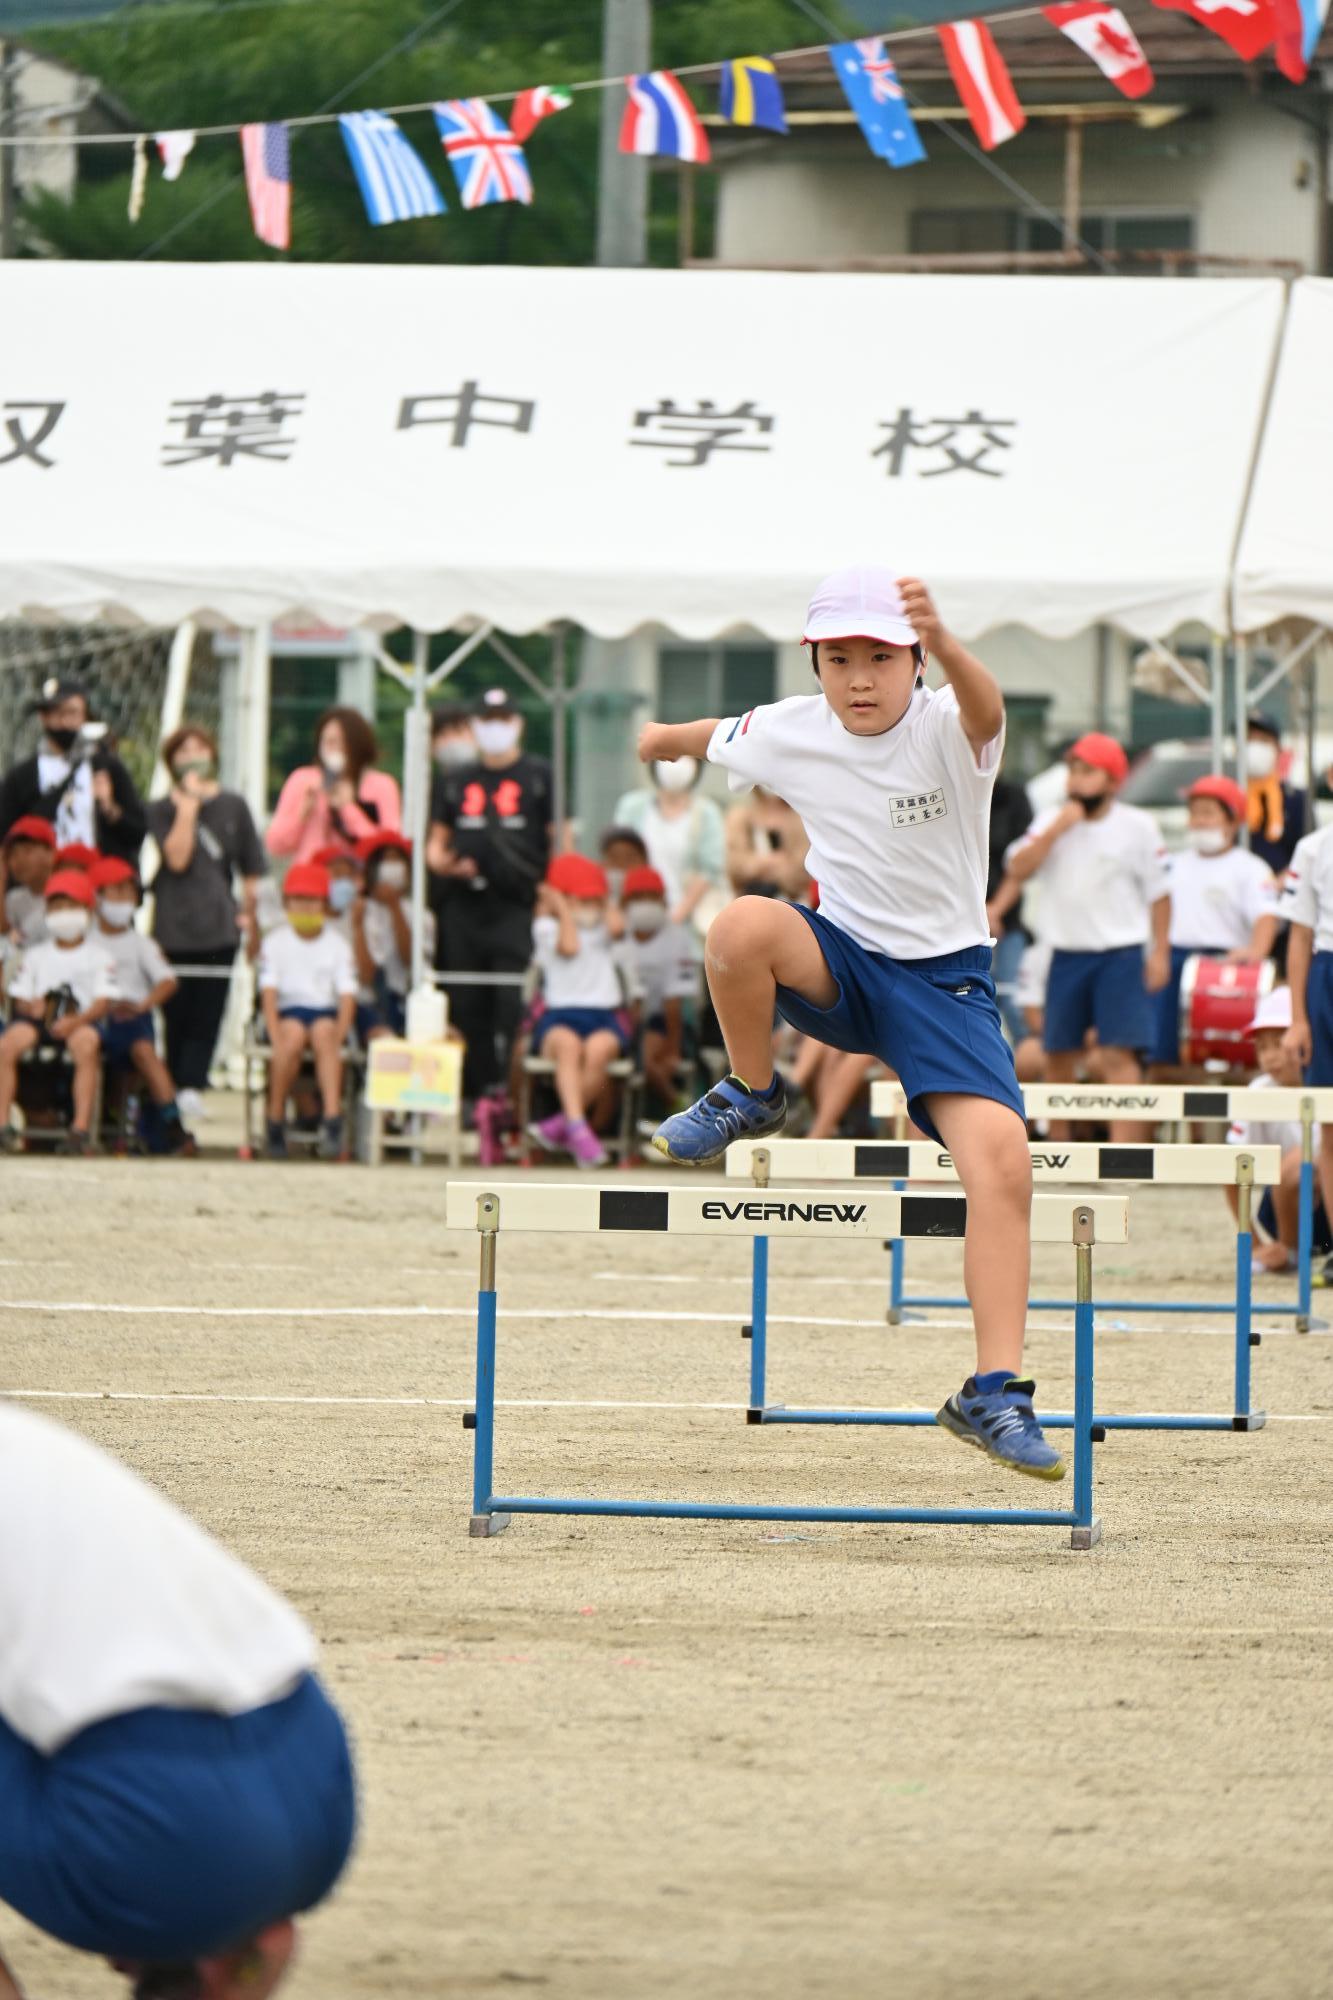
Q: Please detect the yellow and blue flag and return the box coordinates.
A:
[719,56,788,135]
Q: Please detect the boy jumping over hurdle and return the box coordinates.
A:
[640,566,1061,1479]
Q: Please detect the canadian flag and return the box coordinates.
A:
[1148,0,1276,63]
[1043,3,1156,95]
[937,20,1027,149]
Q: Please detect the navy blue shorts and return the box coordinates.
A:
[279,1005,337,1027]
[773,906,1024,1146]
[356,994,406,1042]
[1307,953,1333,1087]
[532,1006,631,1056]
[1044,944,1152,1055]
[98,1011,155,1062]
[0,1672,355,1962]
[1147,944,1213,1066]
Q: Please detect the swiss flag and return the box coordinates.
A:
[1148,0,1275,63]
[1043,3,1156,95]
[937,19,1027,149]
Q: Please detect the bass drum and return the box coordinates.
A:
[1178,954,1275,1070]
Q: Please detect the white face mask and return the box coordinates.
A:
[377,861,409,891]
[434,737,475,770]
[1188,826,1230,856]
[474,718,521,755]
[98,898,135,928]
[626,900,666,935]
[573,903,603,930]
[320,746,347,776]
[654,758,697,795]
[1246,741,1277,779]
[47,907,90,943]
[328,877,358,914]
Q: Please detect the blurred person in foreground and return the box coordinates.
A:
[0,679,145,869]
[0,1401,354,2000]
[265,708,400,869]
[147,726,267,1121]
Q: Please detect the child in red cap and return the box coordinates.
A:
[1006,732,1170,1139]
[526,855,628,1168]
[2,816,56,949]
[0,871,114,1153]
[91,858,193,1153]
[618,865,697,1113]
[257,864,358,1159]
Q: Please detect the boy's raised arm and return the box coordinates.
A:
[638,719,719,766]
[898,578,1003,752]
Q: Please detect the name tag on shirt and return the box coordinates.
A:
[890,787,948,828]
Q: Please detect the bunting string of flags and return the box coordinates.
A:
[9,0,1325,248]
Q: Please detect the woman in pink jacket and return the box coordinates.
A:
[265,707,401,866]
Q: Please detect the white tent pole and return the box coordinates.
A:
[408,628,430,997]
[238,625,272,827]
[1234,637,1251,847]
[551,624,569,841]
[1208,634,1225,777]
[148,618,197,801]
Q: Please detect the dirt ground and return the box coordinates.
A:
[1,1127,1330,2000]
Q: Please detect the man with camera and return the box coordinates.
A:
[0,679,146,868]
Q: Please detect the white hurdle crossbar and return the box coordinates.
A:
[726,1140,1277,1433]
[449,1182,1129,1549]
[869,1080,1329,1333]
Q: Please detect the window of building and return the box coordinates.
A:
[656,644,776,725]
[909,208,1017,255]
[1018,211,1195,269]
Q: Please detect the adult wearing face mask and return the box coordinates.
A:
[1245,713,1309,878]
[1005,733,1171,1141]
[265,708,400,868]
[0,678,146,868]
[427,689,554,1102]
[146,725,268,1121]
[611,752,727,934]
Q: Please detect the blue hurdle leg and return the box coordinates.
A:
[1071,1211,1101,1549]
[1298,1154,1314,1333]
[1231,1164,1265,1430]
[469,1195,510,1537]
[747,1236,769,1420]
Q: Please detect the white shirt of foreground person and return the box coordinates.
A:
[0,1402,316,1754]
[707,684,999,960]
[258,923,358,1012]
[1166,845,1278,950]
[1281,825,1333,953]
[1009,801,1168,953]
[8,936,116,1014]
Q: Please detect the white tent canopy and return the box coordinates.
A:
[1232,277,1333,640]
[0,263,1291,644]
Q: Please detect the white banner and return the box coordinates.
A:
[0,262,1286,641]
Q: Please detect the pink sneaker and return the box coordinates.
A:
[566,1118,610,1169]
[526,1112,570,1154]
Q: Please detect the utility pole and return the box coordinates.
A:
[596,0,650,268]
[0,42,17,260]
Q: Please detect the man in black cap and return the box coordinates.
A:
[0,679,146,867]
[1245,711,1308,878]
[426,688,555,1102]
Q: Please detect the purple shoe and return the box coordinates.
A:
[526,1112,571,1155]
[566,1118,610,1169]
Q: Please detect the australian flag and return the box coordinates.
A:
[829,37,925,168]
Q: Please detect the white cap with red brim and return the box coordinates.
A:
[1249,986,1292,1035]
[803,565,918,647]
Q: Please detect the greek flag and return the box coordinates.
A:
[339,110,446,225]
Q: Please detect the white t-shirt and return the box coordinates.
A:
[96,923,174,1008]
[533,914,622,1009]
[37,753,94,849]
[9,934,116,1012]
[707,685,1001,959]
[4,884,47,946]
[258,923,358,1011]
[1008,801,1169,952]
[619,922,697,1019]
[1166,846,1278,951]
[637,804,695,909]
[1281,826,1333,953]
[0,1402,316,1753]
[359,899,437,1000]
[1227,1073,1313,1157]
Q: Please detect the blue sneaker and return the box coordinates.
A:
[936,1377,1066,1481]
[652,1074,787,1166]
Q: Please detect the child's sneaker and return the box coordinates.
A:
[58,1129,92,1158]
[566,1118,609,1169]
[936,1376,1066,1481]
[526,1112,570,1155]
[0,1126,22,1155]
[265,1120,288,1160]
[652,1073,786,1166]
[317,1115,345,1161]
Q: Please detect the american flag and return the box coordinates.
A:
[240,121,290,249]
[432,100,532,208]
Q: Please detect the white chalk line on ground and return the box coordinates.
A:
[0,1388,1322,1420]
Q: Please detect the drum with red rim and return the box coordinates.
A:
[1178,954,1275,1070]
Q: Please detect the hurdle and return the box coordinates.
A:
[870,1080,1331,1334]
[450,1181,1129,1549]
[727,1138,1278,1433]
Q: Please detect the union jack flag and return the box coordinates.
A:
[432,99,532,209]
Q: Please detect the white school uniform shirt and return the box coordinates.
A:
[258,922,358,1011]
[96,923,174,1008]
[4,884,47,946]
[1165,846,1278,951]
[8,933,116,1013]
[532,914,622,1009]
[1281,826,1333,953]
[1227,1072,1312,1158]
[1008,801,1168,953]
[707,685,1000,959]
[0,1402,316,1754]
[619,921,697,1017]
[359,898,436,999]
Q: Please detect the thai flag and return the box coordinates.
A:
[239,122,290,249]
[432,100,532,208]
[339,110,446,225]
[1273,0,1329,79]
[619,71,711,163]
[937,20,1027,150]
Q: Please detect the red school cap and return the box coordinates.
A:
[622,866,667,901]
[54,842,101,872]
[355,829,412,863]
[284,863,331,902]
[44,869,96,908]
[4,815,56,849]
[1187,775,1247,821]
[546,854,608,900]
[89,856,137,891]
[1067,733,1129,786]
[310,843,359,869]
